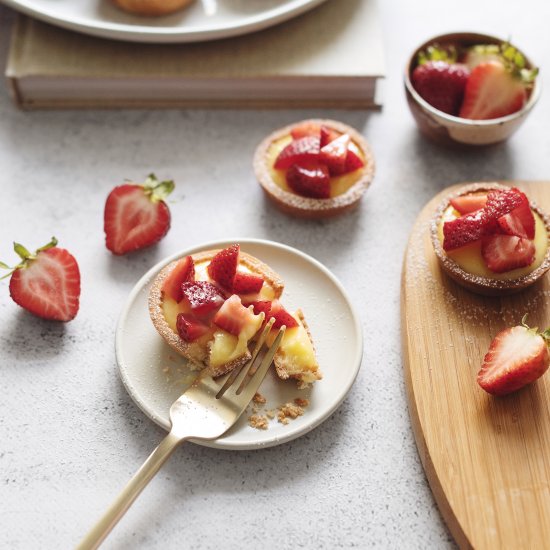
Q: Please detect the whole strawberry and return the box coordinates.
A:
[1,237,81,321]
[412,60,470,116]
[104,174,174,255]
[477,315,550,396]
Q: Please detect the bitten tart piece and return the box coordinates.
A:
[431,183,550,295]
[149,244,322,386]
[112,0,194,16]
[254,119,375,219]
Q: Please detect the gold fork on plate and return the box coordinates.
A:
[77,319,284,550]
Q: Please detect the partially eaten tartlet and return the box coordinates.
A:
[254,119,375,218]
[431,183,550,295]
[149,244,322,387]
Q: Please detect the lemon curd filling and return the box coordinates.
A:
[266,135,365,198]
[438,206,549,279]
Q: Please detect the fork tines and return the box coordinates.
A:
[216,318,285,400]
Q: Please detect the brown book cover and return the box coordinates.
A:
[5,0,385,109]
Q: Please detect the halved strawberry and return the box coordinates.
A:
[498,200,535,239]
[443,208,487,251]
[176,314,211,342]
[269,300,299,329]
[213,294,259,336]
[2,237,80,322]
[478,317,550,396]
[274,137,320,170]
[161,256,195,302]
[232,272,264,294]
[286,162,330,199]
[484,187,526,220]
[320,125,341,147]
[459,60,528,120]
[341,150,365,174]
[207,244,239,290]
[290,121,321,140]
[320,134,350,176]
[450,194,488,215]
[181,281,225,318]
[481,234,535,273]
[104,174,174,255]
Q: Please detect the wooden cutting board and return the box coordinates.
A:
[401,181,550,550]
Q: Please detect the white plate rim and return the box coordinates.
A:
[115,238,363,450]
[2,0,330,43]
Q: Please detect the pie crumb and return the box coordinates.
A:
[277,401,307,424]
[248,414,269,430]
[253,392,267,404]
[294,398,309,407]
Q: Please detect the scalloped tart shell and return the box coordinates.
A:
[431,183,550,296]
[254,119,375,219]
[112,0,193,16]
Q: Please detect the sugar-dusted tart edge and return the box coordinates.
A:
[253,119,375,219]
[148,249,285,369]
[430,182,550,296]
[274,308,322,388]
[112,0,193,16]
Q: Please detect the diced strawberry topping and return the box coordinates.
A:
[498,200,535,239]
[320,125,341,147]
[247,300,272,318]
[274,136,321,170]
[286,162,331,199]
[269,300,299,329]
[213,294,258,336]
[161,256,195,302]
[181,281,225,317]
[232,271,264,294]
[290,121,321,140]
[320,134,351,176]
[176,314,211,342]
[450,194,488,215]
[207,244,239,290]
[341,149,365,174]
[484,187,527,220]
[481,234,536,273]
[443,208,487,251]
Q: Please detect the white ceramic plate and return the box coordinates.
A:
[2,0,330,43]
[116,239,363,450]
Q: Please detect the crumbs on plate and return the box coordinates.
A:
[247,393,310,430]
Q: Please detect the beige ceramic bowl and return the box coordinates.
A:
[404,32,541,146]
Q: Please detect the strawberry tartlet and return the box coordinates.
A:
[254,119,375,219]
[431,183,550,295]
[149,244,322,388]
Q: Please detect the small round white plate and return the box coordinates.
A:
[3,0,330,43]
[116,239,362,450]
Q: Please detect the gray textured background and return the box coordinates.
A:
[1,1,549,548]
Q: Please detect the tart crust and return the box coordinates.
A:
[148,249,284,371]
[254,119,375,219]
[112,0,193,16]
[430,182,550,296]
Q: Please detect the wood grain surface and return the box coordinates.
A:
[401,181,550,550]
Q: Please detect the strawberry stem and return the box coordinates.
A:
[143,173,175,203]
[417,44,458,65]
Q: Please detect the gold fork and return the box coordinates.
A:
[77,319,284,550]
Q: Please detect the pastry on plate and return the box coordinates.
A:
[112,0,193,16]
[254,119,375,219]
[149,244,322,387]
[431,183,550,295]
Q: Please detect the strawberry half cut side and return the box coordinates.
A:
[481,234,535,273]
[269,300,299,329]
[4,237,81,322]
[232,272,264,294]
[104,174,174,255]
[450,194,488,215]
[320,125,342,147]
[176,314,211,342]
[207,244,239,290]
[498,200,535,239]
[274,136,321,170]
[320,134,350,176]
[162,256,195,302]
[213,294,260,336]
[478,318,550,396]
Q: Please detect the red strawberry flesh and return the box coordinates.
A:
[274,136,320,170]
[269,300,299,329]
[291,121,321,140]
[478,325,549,396]
[176,314,211,342]
[247,300,271,318]
[232,271,264,294]
[207,244,239,290]
[450,194,488,215]
[481,234,535,273]
[181,281,225,317]
[162,256,195,302]
[286,162,330,199]
[9,247,80,322]
[320,125,341,147]
[213,294,258,336]
[341,149,365,174]
[320,133,350,176]
[498,201,535,239]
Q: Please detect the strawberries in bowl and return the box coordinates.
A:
[405,33,540,145]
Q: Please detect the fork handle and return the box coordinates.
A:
[76,431,183,550]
